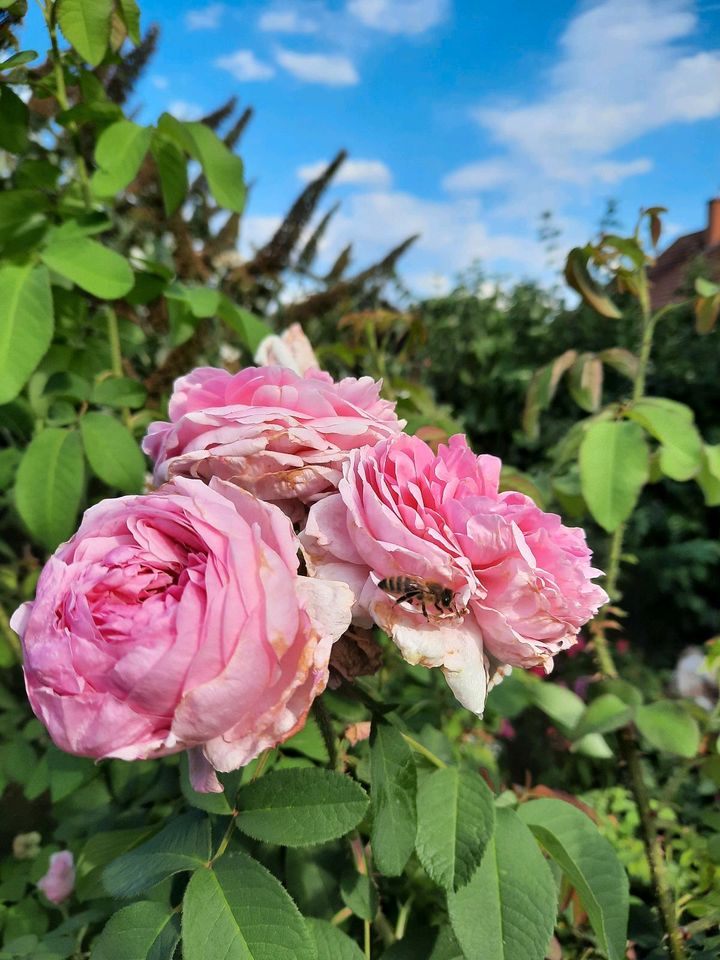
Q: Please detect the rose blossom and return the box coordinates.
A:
[142,365,403,512]
[11,478,352,792]
[37,851,75,904]
[302,434,607,714]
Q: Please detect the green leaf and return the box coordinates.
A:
[531,682,585,732]
[635,702,701,758]
[14,428,84,551]
[306,919,364,960]
[150,132,188,216]
[218,295,272,352]
[340,860,378,920]
[571,733,614,760]
[41,236,134,300]
[165,282,220,317]
[236,768,369,847]
[0,86,29,152]
[415,766,495,891]
[57,0,113,65]
[182,852,316,960]
[76,827,152,901]
[370,722,417,876]
[697,444,720,507]
[103,812,211,898]
[181,121,246,212]
[80,412,145,493]
[0,190,48,238]
[91,120,153,197]
[572,694,634,739]
[695,277,720,298]
[91,377,147,409]
[0,50,38,70]
[0,263,53,405]
[579,420,649,532]
[627,397,703,482]
[522,349,577,439]
[117,0,141,44]
[448,806,556,960]
[518,798,629,960]
[91,901,180,960]
[567,354,603,413]
[565,247,621,319]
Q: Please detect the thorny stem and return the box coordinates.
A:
[590,267,688,959]
[312,698,339,769]
[44,1,93,210]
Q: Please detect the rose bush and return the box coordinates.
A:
[11,477,352,792]
[142,365,403,513]
[302,433,607,713]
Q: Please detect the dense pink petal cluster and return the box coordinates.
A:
[11,477,352,792]
[143,366,403,511]
[37,851,75,904]
[302,434,607,713]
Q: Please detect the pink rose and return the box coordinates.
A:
[302,434,607,713]
[11,478,352,792]
[37,851,75,904]
[142,366,403,512]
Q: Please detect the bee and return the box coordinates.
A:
[378,576,464,621]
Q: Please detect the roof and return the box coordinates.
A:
[648,229,720,309]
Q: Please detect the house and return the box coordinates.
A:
[648,199,720,309]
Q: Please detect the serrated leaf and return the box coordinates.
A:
[531,682,585,732]
[518,798,629,960]
[76,827,152,901]
[41,236,134,299]
[236,768,369,847]
[80,412,145,492]
[565,248,621,319]
[0,85,29,152]
[117,0,141,44]
[57,0,113,65]
[103,812,210,898]
[572,694,633,739]
[91,120,153,197]
[0,50,38,70]
[181,121,245,213]
[579,420,649,532]
[415,767,495,891]
[627,397,703,482]
[0,263,53,405]
[448,806,556,960]
[14,428,84,551]
[306,919,364,960]
[150,133,188,216]
[635,702,701,758]
[182,852,315,960]
[218,296,272,352]
[568,354,603,413]
[370,722,417,876]
[340,860,378,920]
[90,900,180,960]
[91,377,146,409]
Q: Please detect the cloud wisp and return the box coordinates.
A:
[215,49,276,81]
[298,158,392,187]
[276,48,359,85]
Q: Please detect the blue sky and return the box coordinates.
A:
[21,0,720,293]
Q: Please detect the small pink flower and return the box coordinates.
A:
[302,434,607,713]
[254,323,319,375]
[498,719,516,740]
[37,851,75,904]
[142,366,403,512]
[12,478,353,792]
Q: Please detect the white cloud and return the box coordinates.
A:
[590,158,654,184]
[185,3,224,30]
[297,158,392,187]
[259,10,318,33]
[168,100,203,120]
[326,191,545,278]
[474,0,720,184]
[347,0,447,34]
[275,48,359,85]
[215,50,275,81]
[442,159,514,193]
